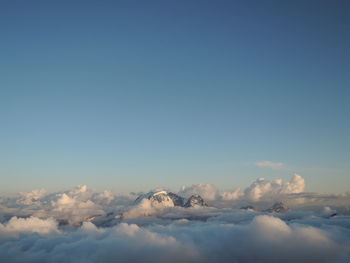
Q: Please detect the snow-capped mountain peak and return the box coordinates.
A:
[134,191,208,208]
[135,191,183,207]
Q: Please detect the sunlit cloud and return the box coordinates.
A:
[0,175,349,262]
[254,161,285,170]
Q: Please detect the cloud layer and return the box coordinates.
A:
[0,214,349,263]
[0,174,349,262]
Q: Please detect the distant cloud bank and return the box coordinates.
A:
[0,174,349,262]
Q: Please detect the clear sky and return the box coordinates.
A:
[1,0,349,193]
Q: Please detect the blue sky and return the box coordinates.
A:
[1,0,349,193]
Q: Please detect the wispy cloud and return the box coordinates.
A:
[254,161,284,170]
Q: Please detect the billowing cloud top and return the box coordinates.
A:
[244,174,305,202]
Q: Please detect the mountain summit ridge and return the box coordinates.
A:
[134,190,208,208]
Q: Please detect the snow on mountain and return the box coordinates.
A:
[134,191,208,208]
[134,191,182,207]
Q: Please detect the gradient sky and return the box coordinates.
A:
[1,0,349,193]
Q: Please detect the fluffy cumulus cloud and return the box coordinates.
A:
[0,174,349,262]
[17,189,48,205]
[244,174,305,202]
[0,185,139,227]
[50,185,106,225]
[220,188,244,201]
[122,198,158,219]
[0,216,60,238]
[177,174,305,204]
[179,183,219,200]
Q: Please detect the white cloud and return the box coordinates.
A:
[0,216,60,237]
[50,186,107,225]
[17,189,48,205]
[244,174,305,201]
[220,188,244,201]
[0,177,350,262]
[122,198,159,219]
[179,183,218,201]
[254,161,285,170]
[0,215,348,263]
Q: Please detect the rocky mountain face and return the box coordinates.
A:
[240,202,289,213]
[184,195,208,208]
[168,192,186,206]
[240,205,260,211]
[264,202,289,213]
[135,191,207,208]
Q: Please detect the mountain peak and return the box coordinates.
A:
[134,191,208,208]
[184,195,208,208]
[264,202,289,213]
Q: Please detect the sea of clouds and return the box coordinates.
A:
[0,174,349,262]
